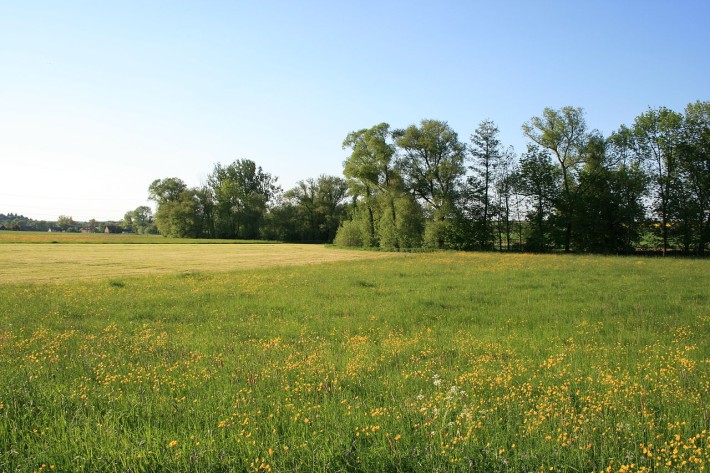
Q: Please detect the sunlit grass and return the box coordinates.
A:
[0,230,274,244]
[0,251,708,472]
[0,243,396,284]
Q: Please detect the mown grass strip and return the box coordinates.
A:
[0,243,397,284]
[0,231,277,244]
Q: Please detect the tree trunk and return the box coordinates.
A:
[699,212,710,256]
[504,194,511,251]
[562,168,572,253]
[367,205,375,246]
[483,166,490,248]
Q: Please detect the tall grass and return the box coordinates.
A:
[0,252,708,472]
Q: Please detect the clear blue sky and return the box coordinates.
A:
[1,1,708,221]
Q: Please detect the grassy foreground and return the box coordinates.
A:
[0,250,708,472]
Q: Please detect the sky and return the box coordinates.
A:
[1,1,708,222]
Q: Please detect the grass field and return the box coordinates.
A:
[0,231,275,244]
[0,243,395,284]
[0,242,708,472]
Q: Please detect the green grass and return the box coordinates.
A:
[0,250,708,472]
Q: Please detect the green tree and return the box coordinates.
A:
[275,175,348,243]
[122,211,134,233]
[629,107,683,255]
[395,119,466,217]
[678,100,710,254]
[149,178,210,238]
[522,107,587,252]
[395,119,465,249]
[208,160,280,239]
[468,119,504,248]
[514,144,561,252]
[341,123,398,246]
[129,206,154,234]
[56,215,76,232]
[154,189,203,238]
[572,132,646,253]
[148,178,188,205]
[493,147,517,251]
[339,123,424,249]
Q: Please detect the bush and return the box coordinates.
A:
[333,220,365,247]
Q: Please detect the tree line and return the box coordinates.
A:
[0,213,154,234]
[147,101,709,255]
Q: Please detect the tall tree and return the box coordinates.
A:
[154,189,204,238]
[341,123,397,246]
[514,144,561,252]
[276,175,348,242]
[208,160,280,239]
[395,119,466,217]
[339,123,422,249]
[394,119,465,249]
[607,129,650,251]
[133,206,155,234]
[678,100,710,254]
[149,178,196,237]
[469,119,504,248]
[123,206,154,234]
[493,147,517,251]
[573,132,646,253]
[148,177,188,205]
[630,107,683,255]
[522,107,587,252]
[122,211,134,232]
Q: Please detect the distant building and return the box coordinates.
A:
[104,225,122,234]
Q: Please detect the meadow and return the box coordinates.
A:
[0,231,275,244]
[0,242,393,285]
[0,242,708,472]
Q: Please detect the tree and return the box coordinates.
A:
[310,175,349,242]
[522,107,587,252]
[341,123,398,246]
[122,211,134,233]
[395,119,466,217]
[629,107,683,255]
[606,129,650,252]
[514,144,561,252]
[493,147,517,251]
[395,119,466,249]
[339,123,424,249]
[469,119,506,249]
[275,175,348,242]
[126,206,154,234]
[678,100,710,254]
[148,178,188,205]
[208,160,280,239]
[149,178,211,238]
[572,132,646,253]
[154,189,204,238]
[56,215,76,232]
